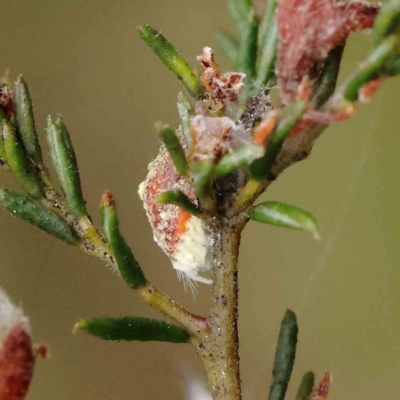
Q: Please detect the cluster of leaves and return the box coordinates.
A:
[1,0,400,399]
[139,0,400,247]
[0,76,194,345]
[138,20,319,238]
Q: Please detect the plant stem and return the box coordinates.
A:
[196,215,247,400]
[137,282,208,337]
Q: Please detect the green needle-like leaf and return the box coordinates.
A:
[386,54,400,75]
[256,23,277,89]
[228,0,253,33]
[344,35,398,102]
[3,119,44,199]
[295,372,315,400]
[75,316,190,343]
[237,8,259,86]
[213,144,263,178]
[256,0,278,88]
[373,0,400,47]
[14,75,43,163]
[216,33,239,64]
[258,0,277,49]
[157,123,188,177]
[268,310,298,400]
[248,201,320,239]
[138,25,203,99]
[191,160,214,199]
[250,101,307,180]
[312,44,345,109]
[100,192,146,289]
[46,116,87,218]
[157,190,201,217]
[177,92,193,146]
[0,188,79,245]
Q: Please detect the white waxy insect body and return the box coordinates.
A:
[139,141,213,288]
[140,115,251,289]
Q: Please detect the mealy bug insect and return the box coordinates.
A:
[138,132,213,290]
[139,117,251,290]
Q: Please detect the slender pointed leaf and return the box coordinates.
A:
[373,0,400,47]
[295,372,315,400]
[387,53,400,75]
[191,160,214,199]
[157,123,188,176]
[228,0,253,32]
[213,143,263,177]
[138,25,203,98]
[258,0,278,48]
[250,101,306,180]
[312,44,345,109]
[75,316,190,343]
[237,8,259,86]
[100,192,146,289]
[216,33,239,64]
[248,201,320,239]
[0,188,78,245]
[14,76,43,163]
[177,92,193,145]
[344,35,398,102]
[268,310,298,400]
[157,190,201,216]
[2,119,44,199]
[256,0,278,88]
[256,22,277,88]
[46,116,87,218]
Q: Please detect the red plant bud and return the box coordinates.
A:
[277,0,379,103]
[308,371,332,400]
[0,322,34,400]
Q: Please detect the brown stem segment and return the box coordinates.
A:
[196,215,246,400]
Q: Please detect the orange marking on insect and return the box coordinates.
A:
[174,210,191,238]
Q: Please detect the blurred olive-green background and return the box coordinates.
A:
[0,1,399,399]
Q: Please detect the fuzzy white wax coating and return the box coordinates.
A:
[0,288,29,343]
[190,115,249,162]
[172,216,213,284]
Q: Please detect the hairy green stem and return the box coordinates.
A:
[197,215,246,400]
